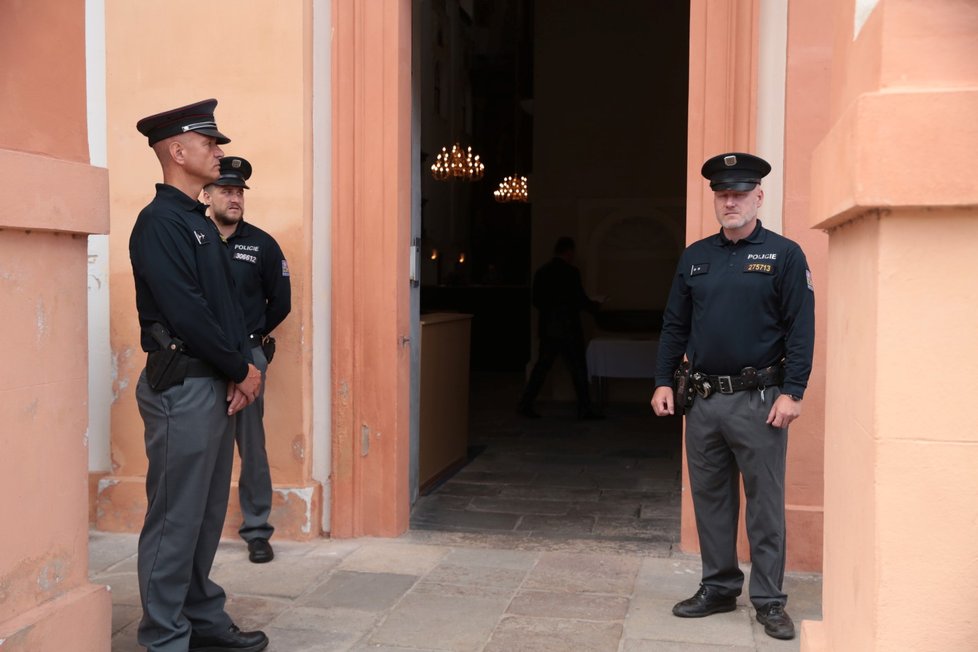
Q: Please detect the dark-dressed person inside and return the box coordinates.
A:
[650,153,815,641]
[202,156,291,565]
[130,99,268,652]
[518,236,602,419]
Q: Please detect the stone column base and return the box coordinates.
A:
[0,584,111,651]
[94,474,323,540]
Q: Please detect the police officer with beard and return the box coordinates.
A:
[650,153,815,641]
[131,100,268,651]
[202,156,291,565]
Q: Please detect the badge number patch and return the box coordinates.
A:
[806,269,814,291]
[744,263,774,274]
[690,263,709,276]
[281,259,290,277]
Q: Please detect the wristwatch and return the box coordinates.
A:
[783,393,802,401]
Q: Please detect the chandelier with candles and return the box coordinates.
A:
[430,143,484,181]
[493,175,529,203]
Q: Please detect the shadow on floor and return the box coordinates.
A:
[411,372,684,552]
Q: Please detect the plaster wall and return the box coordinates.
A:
[99,0,322,538]
[804,0,978,649]
[0,0,112,647]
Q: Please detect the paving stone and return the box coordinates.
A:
[300,570,418,611]
[111,604,142,635]
[412,494,473,512]
[623,640,754,651]
[211,554,340,599]
[110,619,141,652]
[440,546,538,570]
[633,556,705,601]
[639,501,682,519]
[515,514,596,536]
[88,531,139,574]
[570,500,642,517]
[263,626,361,652]
[349,646,449,652]
[411,509,521,531]
[531,472,599,488]
[624,595,755,646]
[368,583,512,651]
[523,552,640,595]
[338,541,448,575]
[98,572,141,607]
[592,516,680,541]
[507,589,629,620]
[469,496,571,516]
[498,485,601,502]
[484,615,623,652]
[269,605,380,634]
[423,562,529,589]
[224,594,291,630]
[430,482,503,498]
[451,470,537,485]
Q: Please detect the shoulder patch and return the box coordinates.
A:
[690,263,709,276]
[806,269,814,291]
[281,259,290,277]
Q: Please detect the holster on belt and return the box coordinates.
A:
[261,336,276,364]
[145,323,189,391]
[672,360,694,412]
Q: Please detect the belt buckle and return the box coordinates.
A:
[717,375,734,394]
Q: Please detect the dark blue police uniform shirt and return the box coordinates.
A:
[225,221,292,338]
[654,220,815,398]
[129,183,252,383]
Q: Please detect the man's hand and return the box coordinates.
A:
[766,394,801,428]
[226,386,251,415]
[237,363,263,400]
[651,386,675,416]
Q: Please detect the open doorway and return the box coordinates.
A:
[411,0,690,548]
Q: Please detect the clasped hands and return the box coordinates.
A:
[226,363,263,415]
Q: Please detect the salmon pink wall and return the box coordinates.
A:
[99,0,322,539]
[0,0,112,647]
[803,1,978,649]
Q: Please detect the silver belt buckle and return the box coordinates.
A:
[717,375,734,394]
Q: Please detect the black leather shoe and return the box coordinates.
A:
[755,602,795,640]
[247,538,274,564]
[672,585,738,618]
[189,624,268,652]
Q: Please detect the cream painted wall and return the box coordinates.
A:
[756,0,787,235]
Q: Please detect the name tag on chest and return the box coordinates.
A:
[743,262,774,274]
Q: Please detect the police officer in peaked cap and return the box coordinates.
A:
[202,156,292,566]
[650,152,815,641]
[130,99,269,652]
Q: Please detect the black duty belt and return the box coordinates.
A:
[690,364,784,398]
[185,357,220,378]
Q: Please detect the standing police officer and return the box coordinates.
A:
[650,153,815,641]
[202,156,291,565]
[131,99,268,652]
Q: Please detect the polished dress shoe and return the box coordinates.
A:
[755,602,795,639]
[189,624,268,652]
[672,585,737,618]
[247,538,274,564]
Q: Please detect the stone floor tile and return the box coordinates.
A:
[624,595,755,647]
[96,572,141,607]
[411,509,521,531]
[269,605,381,634]
[423,563,529,589]
[349,645,449,652]
[752,618,802,651]
[483,615,623,652]
[451,470,537,485]
[469,496,571,516]
[412,494,474,512]
[507,589,629,620]
[300,570,419,611]
[498,485,601,502]
[523,551,641,595]
[338,541,449,575]
[111,604,142,635]
[571,500,642,518]
[368,583,513,652]
[88,531,139,574]
[622,640,753,652]
[211,554,340,599]
[263,626,361,652]
[515,514,596,536]
[111,620,142,652]
[224,594,292,630]
[430,481,503,498]
[440,546,538,570]
[591,516,679,541]
[531,472,599,488]
[301,538,363,560]
[633,556,705,601]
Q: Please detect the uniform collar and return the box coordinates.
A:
[226,220,253,241]
[155,183,209,214]
[714,219,767,247]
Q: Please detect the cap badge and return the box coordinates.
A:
[724,155,737,166]
[232,159,242,169]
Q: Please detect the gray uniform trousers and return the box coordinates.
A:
[135,372,236,652]
[684,387,788,607]
[236,345,274,541]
